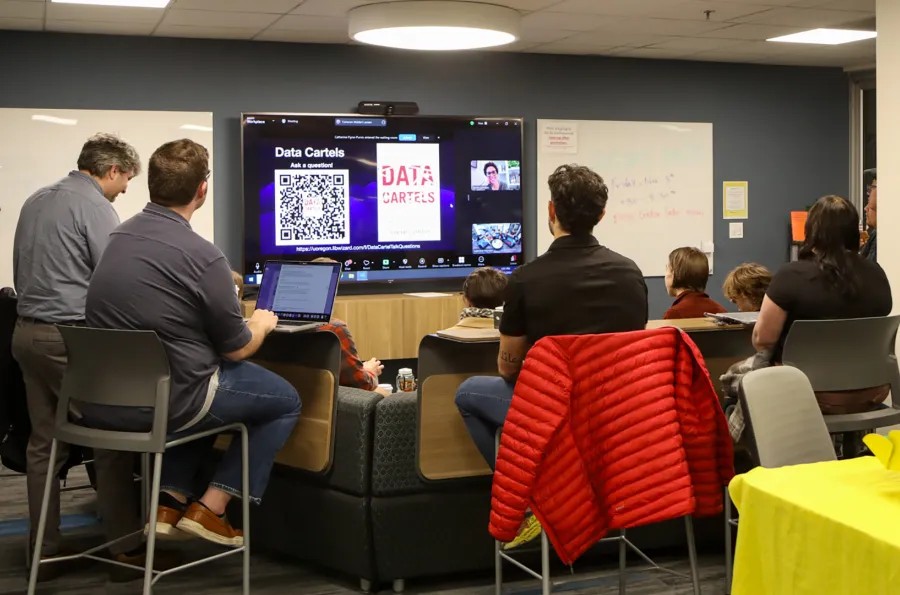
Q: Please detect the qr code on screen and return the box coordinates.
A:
[274,169,351,246]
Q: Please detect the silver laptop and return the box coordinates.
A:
[254,261,341,332]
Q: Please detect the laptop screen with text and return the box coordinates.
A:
[255,261,341,322]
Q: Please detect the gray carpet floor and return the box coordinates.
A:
[0,467,728,594]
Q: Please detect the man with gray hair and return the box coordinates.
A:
[11,133,142,580]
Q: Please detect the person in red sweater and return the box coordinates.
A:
[662,247,726,320]
[311,259,389,396]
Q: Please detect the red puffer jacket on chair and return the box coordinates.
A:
[489,327,735,564]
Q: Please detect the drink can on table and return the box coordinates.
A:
[396,368,417,393]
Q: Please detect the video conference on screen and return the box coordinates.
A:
[242,114,524,284]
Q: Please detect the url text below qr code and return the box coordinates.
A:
[274,169,351,246]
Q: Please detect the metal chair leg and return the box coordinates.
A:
[27,439,59,595]
[241,425,251,595]
[725,487,733,595]
[143,453,163,595]
[141,453,150,523]
[541,530,551,595]
[619,529,627,595]
[495,536,503,595]
[685,516,701,595]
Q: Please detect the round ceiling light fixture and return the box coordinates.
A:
[349,1,521,51]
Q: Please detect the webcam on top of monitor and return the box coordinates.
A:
[357,101,420,116]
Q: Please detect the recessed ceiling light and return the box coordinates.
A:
[51,0,170,7]
[767,29,876,45]
[349,1,520,51]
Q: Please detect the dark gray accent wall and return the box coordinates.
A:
[0,31,849,318]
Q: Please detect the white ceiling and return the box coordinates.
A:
[0,0,877,67]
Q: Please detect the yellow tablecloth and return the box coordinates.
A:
[729,457,900,594]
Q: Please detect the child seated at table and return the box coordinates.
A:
[722,263,771,312]
[460,267,508,320]
[232,270,244,299]
[663,247,727,320]
[718,263,775,444]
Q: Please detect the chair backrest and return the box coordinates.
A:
[739,367,837,468]
[782,316,900,393]
[416,334,498,482]
[57,326,171,452]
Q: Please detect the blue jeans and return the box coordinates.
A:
[160,359,301,504]
[455,376,516,470]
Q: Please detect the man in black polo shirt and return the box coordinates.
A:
[455,164,648,467]
[86,140,301,547]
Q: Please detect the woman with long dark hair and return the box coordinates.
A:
[752,195,892,411]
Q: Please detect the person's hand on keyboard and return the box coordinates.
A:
[250,309,279,334]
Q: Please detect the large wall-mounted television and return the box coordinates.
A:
[241,113,524,286]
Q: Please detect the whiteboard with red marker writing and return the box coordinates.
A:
[536,119,713,277]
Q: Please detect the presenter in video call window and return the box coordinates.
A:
[482,162,507,192]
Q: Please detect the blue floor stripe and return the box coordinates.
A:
[0,514,99,537]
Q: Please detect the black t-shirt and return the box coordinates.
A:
[766,256,893,356]
[500,234,648,344]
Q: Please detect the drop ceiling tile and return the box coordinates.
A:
[597,16,734,36]
[557,30,671,47]
[267,14,346,32]
[521,11,621,32]
[550,0,683,17]
[819,0,874,10]
[155,24,264,39]
[612,46,698,59]
[686,50,768,63]
[646,36,751,51]
[529,42,621,55]
[698,23,806,40]
[486,39,544,51]
[161,8,279,28]
[651,1,774,22]
[46,3,164,23]
[518,27,579,43]
[717,39,819,55]
[173,0,302,12]
[498,0,567,10]
[709,0,824,6]
[255,29,351,43]
[47,19,156,35]
[733,7,872,26]
[0,1,43,20]
[290,0,378,17]
[0,16,40,30]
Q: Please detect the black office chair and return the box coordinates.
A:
[781,316,900,436]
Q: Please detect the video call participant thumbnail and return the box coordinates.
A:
[473,161,507,192]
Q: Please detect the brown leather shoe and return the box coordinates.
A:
[176,503,243,547]
[144,505,194,541]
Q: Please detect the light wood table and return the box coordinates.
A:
[243,292,465,360]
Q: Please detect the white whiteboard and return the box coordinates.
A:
[536,119,713,277]
[0,108,214,288]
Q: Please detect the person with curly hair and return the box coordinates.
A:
[722,263,771,313]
